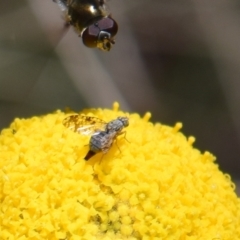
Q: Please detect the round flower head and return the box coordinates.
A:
[0,102,240,239]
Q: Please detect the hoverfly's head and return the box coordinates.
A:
[82,16,118,51]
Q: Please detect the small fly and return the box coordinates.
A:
[63,114,129,160]
[53,0,118,51]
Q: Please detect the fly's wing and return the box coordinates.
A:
[63,114,106,135]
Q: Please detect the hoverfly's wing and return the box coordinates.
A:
[63,114,107,135]
[53,0,68,11]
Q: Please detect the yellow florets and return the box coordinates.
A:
[0,102,240,239]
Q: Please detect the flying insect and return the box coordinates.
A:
[53,0,118,51]
[63,114,129,160]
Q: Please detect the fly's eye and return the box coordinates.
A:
[82,17,118,51]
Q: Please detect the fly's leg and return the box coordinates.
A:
[98,154,105,165]
[117,131,130,143]
[114,138,122,154]
[113,131,130,157]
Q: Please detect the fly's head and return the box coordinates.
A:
[118,117,129,128]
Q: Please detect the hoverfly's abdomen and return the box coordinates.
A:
[67,0,109,33]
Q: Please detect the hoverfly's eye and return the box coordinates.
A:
[82,26,99,49]
[82,17,118,51]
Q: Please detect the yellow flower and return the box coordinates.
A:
[0,102,240,239]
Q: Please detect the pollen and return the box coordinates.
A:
[0,103,240,239]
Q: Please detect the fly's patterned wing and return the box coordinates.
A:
[63,114,107,135]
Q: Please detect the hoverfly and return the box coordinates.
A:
[53,0,118,51]
[63,114,129,160]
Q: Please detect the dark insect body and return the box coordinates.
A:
[63,115,129,160]
[54,0,118,51]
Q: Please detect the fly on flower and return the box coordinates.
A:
[53,0,118,51]
[63,114,129,160]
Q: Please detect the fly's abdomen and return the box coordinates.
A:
[89,131,108,152]
[84,150,96,160]
[84,131,113,160]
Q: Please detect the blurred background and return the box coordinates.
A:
[0,0,239,194]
